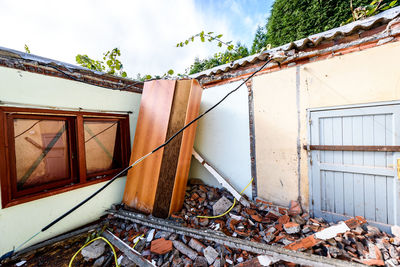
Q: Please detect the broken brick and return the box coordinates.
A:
[284,235,320,251]
[288,200,302,216]
[278,214,290,224]
[150,238,172,255]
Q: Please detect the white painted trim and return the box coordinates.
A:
[308,100,400,112]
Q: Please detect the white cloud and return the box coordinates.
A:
[0,0,236,77]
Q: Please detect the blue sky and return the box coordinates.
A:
[194,0,273,47]
[0,0,273,77]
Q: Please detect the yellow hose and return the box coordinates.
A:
[197,178,253,219]
[132,234,144,249]
[69,236,119,267]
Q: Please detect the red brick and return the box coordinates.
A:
[288,200,302,216]
[284,235,320,251]
[150,238,173,255]
[278,215,290,224]
[250,214,263,222]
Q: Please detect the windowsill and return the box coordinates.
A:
[3,174,126,209]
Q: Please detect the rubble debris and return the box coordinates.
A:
[314,221,350,240]
[173,240,198,260]
[212,196,233,216]
[80,239,106,260]
[203,246,218,265]
[103,183,400,266]
[150,238,173,255]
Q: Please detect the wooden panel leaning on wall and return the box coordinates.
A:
[123,79,203,218]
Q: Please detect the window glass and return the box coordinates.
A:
[13,119,70,190]
[84,121,121,175]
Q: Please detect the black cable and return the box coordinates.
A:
[151,57,274,154]
[85,122,118,143]
[41,57,273,232]
[14,120,42,138]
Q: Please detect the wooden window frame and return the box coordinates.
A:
[0,106,131,208]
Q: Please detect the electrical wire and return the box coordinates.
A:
[0,56,274,263]
[85,122,118,143]
[14,120,42,138]
[132,234,144,249]
[197,178,253,219]
[68,236,119,267]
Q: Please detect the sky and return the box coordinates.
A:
[0,0,273,78]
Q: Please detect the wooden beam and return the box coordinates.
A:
[303,145,400,152]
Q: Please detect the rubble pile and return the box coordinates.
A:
[105,183,400,266]
[168,183,400,266]
[107,218,267,267]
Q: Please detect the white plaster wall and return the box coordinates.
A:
[0,66,141,254]
[189,81,252,197]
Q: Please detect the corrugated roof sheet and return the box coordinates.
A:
[193,6,400,78]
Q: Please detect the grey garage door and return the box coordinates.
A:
[309,104,400,231]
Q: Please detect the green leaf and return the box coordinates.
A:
[145,75,152,80]
[200,36,205,42]
[167,69,174,75]
[389,0,397,7]
[207,31,213,34]
[227,45,234,51]
[121,71,127,78]
[218,42,222,47]
[216,34,223,38]
[185,40,189,45]
[191,37,194,42]
[199,31,204,38]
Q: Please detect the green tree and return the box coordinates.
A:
[251,26,269,54]
[264,0,398,47]
[76,48,127,77]
[187,43,250,75]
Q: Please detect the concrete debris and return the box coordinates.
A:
[81,239,106,260]
[93,256,105,267]
[203,246,218,265]
[314,221,350,240]
[213,196,233,216]
[146,228,155,242]
[188,238,205,253]
[173,240,198,260]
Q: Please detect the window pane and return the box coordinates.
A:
[84,121,121,175]
[13,119,70,190]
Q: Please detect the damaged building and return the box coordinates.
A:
[1,6,400,267]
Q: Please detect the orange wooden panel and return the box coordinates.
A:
[123,80,176,213]
[153,80,192,218]
[169,79,203,214]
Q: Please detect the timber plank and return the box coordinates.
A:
[123,80,176,213]
[169,80,203,214]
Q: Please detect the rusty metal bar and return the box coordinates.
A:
[107,209,365,267]
[303,145,400,152]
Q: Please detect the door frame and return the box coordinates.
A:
[306,100,400,232]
